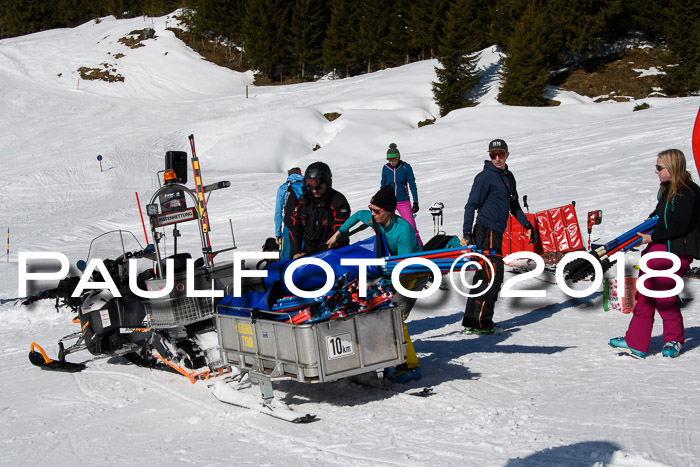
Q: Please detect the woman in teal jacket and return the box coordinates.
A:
[326,185,422,383]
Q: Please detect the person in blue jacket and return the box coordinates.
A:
[461,139,538,334]
[274,168,304,260]
[326,185,422,383]
[381,143,423,247]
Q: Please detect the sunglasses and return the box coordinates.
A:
[655,165,667,172]
[368,205,383,215]
[490,152,507,160]
[305,178,324,190]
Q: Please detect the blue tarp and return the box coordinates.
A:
[262,236,384,294]
[218,235,385,313]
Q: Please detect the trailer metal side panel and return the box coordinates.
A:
[216,306,405,384]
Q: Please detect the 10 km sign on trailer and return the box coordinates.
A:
[326,332,355,360]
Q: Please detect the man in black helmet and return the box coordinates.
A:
[288,162,351,258]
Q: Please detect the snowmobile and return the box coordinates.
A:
[26,142,243,381]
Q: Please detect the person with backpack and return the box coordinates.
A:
[381,143,423,247]
[460,139,538,334]
[609,149,700,359]
[288,162,351,258]
[274,168,304,261]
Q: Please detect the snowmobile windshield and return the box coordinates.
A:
[83,230,149,271]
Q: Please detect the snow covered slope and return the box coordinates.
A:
[1,12,699,466]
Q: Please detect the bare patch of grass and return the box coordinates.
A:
[555,48,672,101]
[118,28,156,49]
[324,112,341,121]
[77,63,124,82]
[418,118,435,128]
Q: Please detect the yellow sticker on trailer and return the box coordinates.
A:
[237,322,254,348]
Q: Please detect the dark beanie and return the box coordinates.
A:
[371,185,397,212]
[386,143,400,159]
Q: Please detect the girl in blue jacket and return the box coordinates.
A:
[381,143,423,247]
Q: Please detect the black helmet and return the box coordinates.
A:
[304,161,332,188]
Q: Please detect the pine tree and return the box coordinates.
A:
[407,0,449,60]
[432,0,483,117]
[544,0,623,68]
[242,0,292,80]
[322,0,358,77]
[354,0,394,72]
[661,0,700,95]
[497,3,550,106]
[289,0,329,79]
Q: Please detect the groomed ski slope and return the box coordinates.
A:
[1,12,699,466]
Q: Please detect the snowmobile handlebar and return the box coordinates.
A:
[21,276,82,306]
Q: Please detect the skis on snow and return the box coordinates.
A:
[212,380,317,423]
[350,372,435,397]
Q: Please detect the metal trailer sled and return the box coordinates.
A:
[215,304,407,403]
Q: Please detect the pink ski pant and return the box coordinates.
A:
[396,200,423,247]
[625,243,693,352]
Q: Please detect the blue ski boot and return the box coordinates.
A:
[662,341,682,358]
[609,337,646,359]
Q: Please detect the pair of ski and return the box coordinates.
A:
[212,380,318,423]
[350,372,435,398]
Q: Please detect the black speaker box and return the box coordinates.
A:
[165,151,188,184]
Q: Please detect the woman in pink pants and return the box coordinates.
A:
[610,149,700,359]
[380,143,423,247]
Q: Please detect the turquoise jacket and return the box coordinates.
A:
[339,210,421,257]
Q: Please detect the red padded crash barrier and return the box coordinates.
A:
[502,213,542,256]
[535,204,584,253]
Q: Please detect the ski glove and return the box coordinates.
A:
[412,202,419,214]
[463,231,474,246]
[526,224,540,245]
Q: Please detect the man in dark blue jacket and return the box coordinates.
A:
[460,139,538,334]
